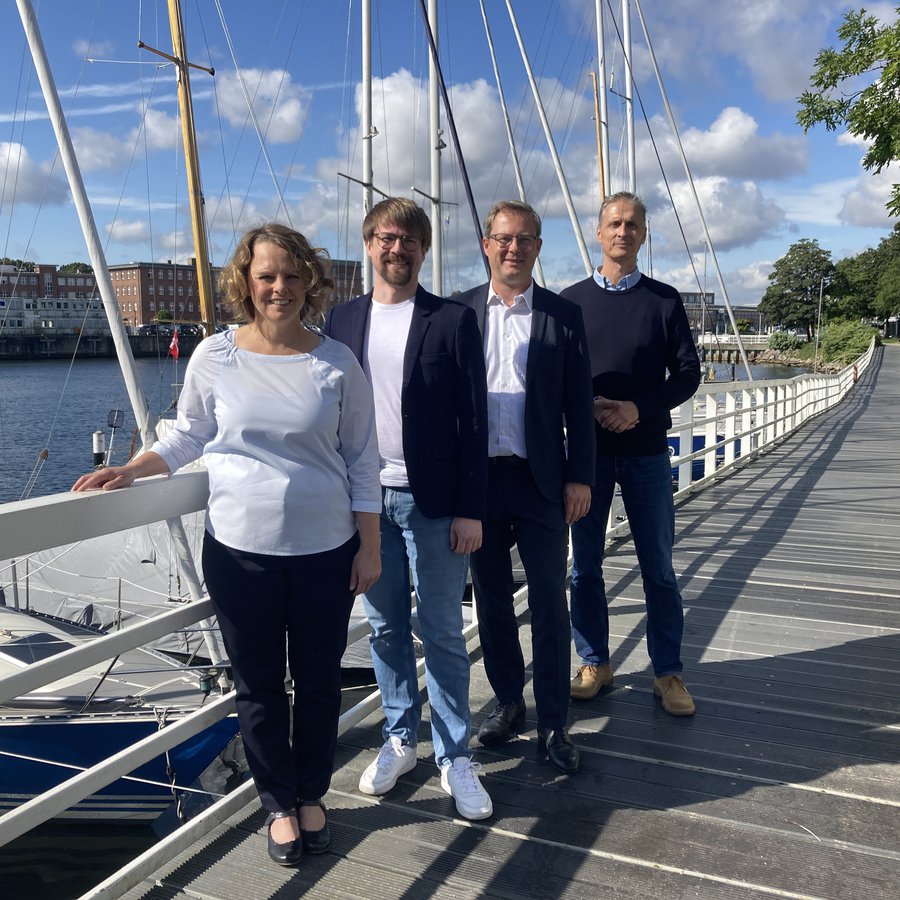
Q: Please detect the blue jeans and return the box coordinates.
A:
[570,452,684,677]
[363,487,472,766]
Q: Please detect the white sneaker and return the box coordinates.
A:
[358,736,417,796]
[440,757,493,821]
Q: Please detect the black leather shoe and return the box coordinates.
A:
[537,727,581,774]
[266,810,303,866]
[478,698,526,745]
[299,799,331,854]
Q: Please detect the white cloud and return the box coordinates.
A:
[647,176,784,253]
[71,126,128,173]
[648,107,807,180]
[839,164,900,228]
[74,39,115,59]
[0,142,68,206]
[130,107,180,152]
[105,220,149,242]
[215,68,310,143]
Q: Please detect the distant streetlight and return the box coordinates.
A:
[813,278,824,373]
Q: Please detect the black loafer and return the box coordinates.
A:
[477,698,527,745]
[537,727,581,775]
[266,810,303,866]
[299,799,331,854]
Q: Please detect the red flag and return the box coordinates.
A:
[169,329,179,360]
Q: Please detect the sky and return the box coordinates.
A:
[1,0,898,307]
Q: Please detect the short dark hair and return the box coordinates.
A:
[599,191,647,226]
[483,200,542,238]
[362,197,432,253]
[218,223,333,325]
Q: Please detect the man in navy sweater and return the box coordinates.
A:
[560,192,701,716]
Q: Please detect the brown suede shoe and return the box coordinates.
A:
[570,663,614,700]
[653,674,696,716]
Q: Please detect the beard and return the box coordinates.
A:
[376,254,415,288]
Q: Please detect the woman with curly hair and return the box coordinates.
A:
[74,223,382,867]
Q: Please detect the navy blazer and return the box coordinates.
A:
[323,286,488,522]
[455,282,596,504]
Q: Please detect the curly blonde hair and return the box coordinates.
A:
[218,223,334,324]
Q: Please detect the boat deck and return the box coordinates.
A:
[121,347,900,899]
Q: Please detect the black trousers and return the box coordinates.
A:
[470,461,571,731]
[203,530,358,812]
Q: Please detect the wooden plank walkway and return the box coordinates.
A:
[121,345,900,899]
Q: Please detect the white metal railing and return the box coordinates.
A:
[0,339,876,891]
[603,339,875,541]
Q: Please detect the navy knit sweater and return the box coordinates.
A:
[560,273,701,457]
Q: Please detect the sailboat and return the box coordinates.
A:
[0,0,240,826]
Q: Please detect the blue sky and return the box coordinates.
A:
[1,0,897,306]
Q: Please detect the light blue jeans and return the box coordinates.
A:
[363,487,472,766]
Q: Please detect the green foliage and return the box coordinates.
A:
[768,331,803,352]
[735,319,752,333]
[0,257,35,271]
[873,254,900,319]
[58,262,93,273]
[797,7,900,216]
[819,320,880,362]
[758,239,834,339]
[154,308,173,322]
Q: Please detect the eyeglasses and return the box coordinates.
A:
[372,232,422,251]
[488,233,538,250]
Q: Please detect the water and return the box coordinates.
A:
[0,356,184,503]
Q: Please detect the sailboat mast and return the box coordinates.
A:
[166,0,216,335]
[504,0,592,275]
[15,0,156,446]
[622,0,636,192]
[595,0,611,197]
[361,0,373,294]
[478,0,544,286]
[632,0,753,380]
[428,0,442,295]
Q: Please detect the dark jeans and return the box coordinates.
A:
[570,452,684,676]
[203,529,358,812]
[470,460,571,731]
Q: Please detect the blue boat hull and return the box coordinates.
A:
[0,715,240,821]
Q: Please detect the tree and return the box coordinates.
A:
[873,255,900,320]
[155,308,173,322]
[832,250,879,321]
[735,319,752,333]
[0,257,35,271]
[797,7,900,216]
[758,239,834,340]
[58,262,93,273]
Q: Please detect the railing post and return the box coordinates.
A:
[704,394,717,479]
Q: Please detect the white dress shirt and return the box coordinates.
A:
[483,280,533,459]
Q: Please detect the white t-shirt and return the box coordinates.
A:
[363,297,415,487]
[151,330,381,556]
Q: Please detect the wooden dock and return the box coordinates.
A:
[120,346,900,899]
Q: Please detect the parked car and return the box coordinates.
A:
[138,322,175,336]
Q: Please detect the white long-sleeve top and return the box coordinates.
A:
[151,330,381,556]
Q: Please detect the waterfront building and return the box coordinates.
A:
[680,291,769,335]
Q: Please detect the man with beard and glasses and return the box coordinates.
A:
[323,197,492,820]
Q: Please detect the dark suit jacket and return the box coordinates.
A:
[455,283,595,504]
[323,286,488,522]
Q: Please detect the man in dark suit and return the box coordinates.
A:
[456,200,595,774]
[323,197,492,820]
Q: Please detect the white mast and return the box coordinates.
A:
[428,0,442,294]
[16,0,155,447]
[595,0,611,197]
[478,0,544,285]
[504,0,592,275]
[632,0,753,380]
[362,0,373,293]
[622,0,636,192]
